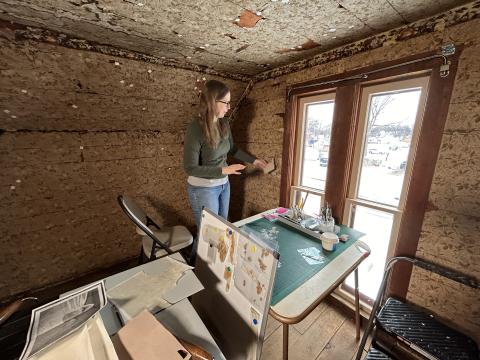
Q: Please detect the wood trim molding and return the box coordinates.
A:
[279,90,298,207]
[389,50,462,299]
[287,49,450,97]
[324,85,359,220]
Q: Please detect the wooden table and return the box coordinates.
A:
[235,210,371,360]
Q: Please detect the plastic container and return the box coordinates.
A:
[320,232,339,251]
[300,217,321,231]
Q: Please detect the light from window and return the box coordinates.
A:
[291,189,322,217]
[345,204,394,301]
[357,89,422,207]
[300,100,335,191]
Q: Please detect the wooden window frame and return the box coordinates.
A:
[289,91,336,210]
[280,49,461,300]
[348,76,430,211]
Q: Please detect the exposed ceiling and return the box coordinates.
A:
[0,0,472,77]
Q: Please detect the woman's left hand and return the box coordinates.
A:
[253,159,268,169]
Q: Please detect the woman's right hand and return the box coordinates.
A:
[222,164,246,175]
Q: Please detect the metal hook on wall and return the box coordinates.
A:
[439,56,451,78]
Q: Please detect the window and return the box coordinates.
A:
[290,92,335,216]
[342,77,429,302]
[281,50,459,309]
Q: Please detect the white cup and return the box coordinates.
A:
[320,232,339,251]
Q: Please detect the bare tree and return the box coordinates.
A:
[367,95,394,134]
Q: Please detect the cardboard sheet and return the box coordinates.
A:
[112,310,191,360]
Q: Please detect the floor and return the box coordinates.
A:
[260,299,365,360]
[1,257,368,360]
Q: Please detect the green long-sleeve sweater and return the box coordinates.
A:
[183,118,256,179]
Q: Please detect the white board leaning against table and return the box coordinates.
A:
[193,208,279,360]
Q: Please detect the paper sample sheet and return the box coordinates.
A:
[107,257,193,319]
[262,159,275,174]
[234,236,273,311]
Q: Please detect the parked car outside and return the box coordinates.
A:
[319,153,329,167]
[364,148,386,166]
[386,148,409,170]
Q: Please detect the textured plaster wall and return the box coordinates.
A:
[0,37,247,300]
[407,20,480,339]
[237,19,480,338]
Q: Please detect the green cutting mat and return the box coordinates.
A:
[241,218,365,306]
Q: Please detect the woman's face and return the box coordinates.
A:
[214,92,231,119]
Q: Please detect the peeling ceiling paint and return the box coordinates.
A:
[235,9,264,28]
[0,0,474,77]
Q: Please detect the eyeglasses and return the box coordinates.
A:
[217,100,231,107]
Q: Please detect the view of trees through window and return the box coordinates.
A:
[343,86,425,301]
[291,76,431,305]
[358,89,422,207]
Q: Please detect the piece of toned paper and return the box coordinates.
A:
[162,270,204,303]
[107,257,193,321]
[263,159,275,174]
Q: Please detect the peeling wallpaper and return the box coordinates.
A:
[0,0,475,76]
[255,1,480,81]
[0,38,247,299]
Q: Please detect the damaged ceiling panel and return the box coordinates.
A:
[337,0,406,29]
[235,9,264,28]
[388,0,469,22]
[0,0,472,76]
[259,0,369,40]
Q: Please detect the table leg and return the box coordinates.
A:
[283,323,289,360]
[355,268,360,340]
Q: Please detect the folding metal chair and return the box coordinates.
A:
[117,195,193,263]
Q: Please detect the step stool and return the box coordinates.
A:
[355,256,479,360]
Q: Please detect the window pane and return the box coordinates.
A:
[358,89,422,207]
[300,101,335,191]
[345,204,394,301]
[291,189,321,217]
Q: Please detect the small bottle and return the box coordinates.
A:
[326,217,335,233]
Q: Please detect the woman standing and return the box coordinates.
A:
[183,80,266,261]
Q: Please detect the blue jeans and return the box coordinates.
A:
[187,181,230,259]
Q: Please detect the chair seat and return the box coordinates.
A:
[142,225,193,259]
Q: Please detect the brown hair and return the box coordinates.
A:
[198,80,229,148]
